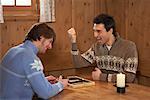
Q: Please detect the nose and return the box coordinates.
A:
[94,31,98,38]
[47,43,52,49]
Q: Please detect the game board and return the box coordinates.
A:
[67,76,95,88]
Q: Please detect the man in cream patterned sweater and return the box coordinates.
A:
[68,14,138,83]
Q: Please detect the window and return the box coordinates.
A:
[1,0,31,6]
[1,0,15,6]
[16,0,31,6]
[1,0,39,19]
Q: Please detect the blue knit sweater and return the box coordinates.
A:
[0,40,64,100]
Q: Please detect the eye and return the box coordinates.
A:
[93,29,101,33]
[96,30,101,33]
[50,40,53,43]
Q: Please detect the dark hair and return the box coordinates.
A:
[93,14,117,37]
[24,23,56,42]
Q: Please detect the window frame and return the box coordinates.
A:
[2,0,39,19]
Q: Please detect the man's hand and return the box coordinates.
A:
[46,75,58,84]
[92,67,102,80]
[67,28,77,43]
[58,75,68,88]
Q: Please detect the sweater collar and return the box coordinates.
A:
[24,40,39,54]
[101,32,121,47]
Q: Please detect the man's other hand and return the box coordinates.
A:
[92,67,102,80]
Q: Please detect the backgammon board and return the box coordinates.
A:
[67,76,95,88]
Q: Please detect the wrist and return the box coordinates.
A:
[107,74,113,82]
[71,35,76,43]
[72,43,78,51]
[71,50,79,55]
[71,38,76,43]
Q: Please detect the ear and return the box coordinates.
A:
[109,28,113,34]
[39,36,44,41]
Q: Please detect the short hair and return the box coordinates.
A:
[93,14,117,37]
[24,23,56,42]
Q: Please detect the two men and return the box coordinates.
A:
[0,13,138,99]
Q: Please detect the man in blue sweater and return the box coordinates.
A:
[0,23,68,100]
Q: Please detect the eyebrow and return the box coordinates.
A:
[93,29,101,32]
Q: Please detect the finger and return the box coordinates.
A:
[47,76,56,80]
[59,75,63,80]
[68,28,75,35]
[95,67,99,71]
[67,28,73,34]
[92,72,96,77]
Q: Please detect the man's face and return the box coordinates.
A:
[38,37,53,54]
[93,24,111,45]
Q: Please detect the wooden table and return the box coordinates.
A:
[51,81,150,100]
[43,67,150,100]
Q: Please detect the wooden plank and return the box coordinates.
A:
[127,0,150,77]
[104,0,128,39]
[71,0,95,52]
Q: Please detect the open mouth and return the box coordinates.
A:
[97,37,102,41]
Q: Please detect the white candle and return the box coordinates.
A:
[117,73,125,87]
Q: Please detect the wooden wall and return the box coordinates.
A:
[0,0,150,83]
[0,0,100,72]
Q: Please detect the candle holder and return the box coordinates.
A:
[117,86,125,93]
[113,84,129,94]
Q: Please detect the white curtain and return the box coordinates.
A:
[39,0,55,22]
[0,0,4,23]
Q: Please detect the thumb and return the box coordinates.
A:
[59,75,63,80]
[95,67,99,71]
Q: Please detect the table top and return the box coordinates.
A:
[51,81,150,100]
[43,67,150,100]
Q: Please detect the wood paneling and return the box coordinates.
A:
[1,21,37,57]
[71,0,96,52]
[126,0,150,77]
[101,0,128,39]
[0,0,100,72]
[38,0,73,71]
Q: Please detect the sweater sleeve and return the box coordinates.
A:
[99,73,108,81]
[124,42,138,82]
[22,53,64,99]
[71,43,95,68]
[110,42,138,83]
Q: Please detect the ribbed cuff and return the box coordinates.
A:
[99,73,107,81]
[72,43,78,51]
[70,50,79,55]
[107,74,113,82]
[111,74,117,83]
[56,82,64,92]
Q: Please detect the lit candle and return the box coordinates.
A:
[117,73,125,87]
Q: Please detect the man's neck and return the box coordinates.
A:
[32,41,40,49]
[106,34,115,46]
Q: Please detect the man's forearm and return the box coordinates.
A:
[71,43,91,68]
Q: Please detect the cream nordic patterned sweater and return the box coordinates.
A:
[71,36,138,83]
